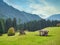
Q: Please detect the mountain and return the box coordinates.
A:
[46,14,60,21]
[0,0,41,23]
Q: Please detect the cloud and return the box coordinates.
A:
[28,0,60,18]
[29,3,60,18]
[3,0,60,18]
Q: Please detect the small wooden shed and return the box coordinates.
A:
[39,30,49,36]
[57,23,60,27]
[20,30,25,35]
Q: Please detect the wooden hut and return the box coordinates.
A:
[39,30,49,36]
[20,30,25,35]
[57,23,60,27]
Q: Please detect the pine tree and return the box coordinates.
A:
[12,18,17,31]
[5,18,12,33]
[0,20,3,35]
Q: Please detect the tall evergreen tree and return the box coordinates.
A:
[12,18,17,31]
[5,18,12,33]
[0,19,5,33]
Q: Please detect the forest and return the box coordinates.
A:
[0,18,60,35]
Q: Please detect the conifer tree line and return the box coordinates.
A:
[0,18,60,35]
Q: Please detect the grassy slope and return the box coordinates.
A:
[0,27,60,45]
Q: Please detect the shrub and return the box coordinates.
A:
[0,21,3,36]
[8,27,15,36]
[0,30,3,36]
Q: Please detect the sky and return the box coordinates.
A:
[3,0,60,18]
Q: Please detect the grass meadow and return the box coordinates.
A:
[0,27,60,45]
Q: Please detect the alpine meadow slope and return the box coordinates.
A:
[0,27,60,45]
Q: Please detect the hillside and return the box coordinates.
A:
[0,27,60,45]
[46,14,60,21]
[0,0,41,23]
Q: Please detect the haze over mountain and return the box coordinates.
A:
[46,14,60,21]
[4,0,60,18]
[0,0,41,23]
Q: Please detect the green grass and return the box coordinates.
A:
[0,27,60,45]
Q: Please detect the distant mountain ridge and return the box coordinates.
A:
[46,14,60,21]
[0,0,41,23]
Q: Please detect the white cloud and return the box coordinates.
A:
[4,0,60,19]
[29,0,60,18]
[29,3,60,18]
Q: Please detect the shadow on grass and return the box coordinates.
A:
[36,35,53,37]
[47,35,53,37]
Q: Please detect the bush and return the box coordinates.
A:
[0,29,3,36]
[8,27,15,36]
[0,21,3,36]
[0,33,3,36]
